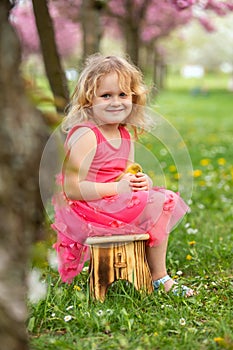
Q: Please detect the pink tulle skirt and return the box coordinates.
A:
[52,187,189,283]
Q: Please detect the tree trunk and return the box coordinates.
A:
[153,45,166,92]
[111,0,150,67]
[140,43,154,72]
[125,22,140,66]
[81,0,103,60]
[0,1,47,349]
[32,0,69,113]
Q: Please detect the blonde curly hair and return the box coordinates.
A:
[62,54,153,134]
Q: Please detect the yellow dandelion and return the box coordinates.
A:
[169,165,177,172]
[73,285,81,291]
[214,337,224,345]
[188,240,196,246]
[193,169,202,177]
[186,254,192,261]
[199,180,206,187]
[174,172,181,179]
[218,158,226,166]
[200,159,210,166]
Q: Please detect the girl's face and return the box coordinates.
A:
[92,72,132,125]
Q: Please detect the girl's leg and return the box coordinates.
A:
[146,236,194,296]
[145,235,175,292]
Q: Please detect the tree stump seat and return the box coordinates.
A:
[85,234,153,302]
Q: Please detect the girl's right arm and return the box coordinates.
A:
[63,128,131,201]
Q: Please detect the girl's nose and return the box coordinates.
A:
[110,95,121,106]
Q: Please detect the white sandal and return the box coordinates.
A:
[153,275,194,297]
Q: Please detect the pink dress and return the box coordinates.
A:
[52,122,189,283]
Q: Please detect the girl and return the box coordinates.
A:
[52,54,193,297]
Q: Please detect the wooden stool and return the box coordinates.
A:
[85,234,153,302]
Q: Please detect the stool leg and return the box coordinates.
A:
[133,241,153,293]
[89,246,115,302]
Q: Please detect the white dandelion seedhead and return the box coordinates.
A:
[47,249,58,270]
[27,268,47,304]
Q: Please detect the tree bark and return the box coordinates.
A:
[120,0,140,65]
[0,1,47,349]
[32,0,69,113]
[81,0,103,60]
[125,21,139,65]
[153,45,166,91]
[107,0,150,67]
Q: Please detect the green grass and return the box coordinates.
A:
[29,73,233,350]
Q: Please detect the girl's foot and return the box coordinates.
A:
[153,275,194,297]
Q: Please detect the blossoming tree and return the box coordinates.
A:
[106,0,233,88]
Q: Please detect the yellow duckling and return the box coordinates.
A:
[125,163,143,174]
[115,163,143,181]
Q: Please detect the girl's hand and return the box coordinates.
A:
[116,173,133,194]
[129,172,150,191]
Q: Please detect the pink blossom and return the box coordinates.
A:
[10,1,81,57]
[198,16,216,31]
[108,0,126,16]
[205,0,229,16]
[172,0,196,10]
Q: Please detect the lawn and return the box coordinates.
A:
[29,73,233,350]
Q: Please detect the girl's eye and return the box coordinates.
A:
[120,92,127,97]
[101,94,111,98]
